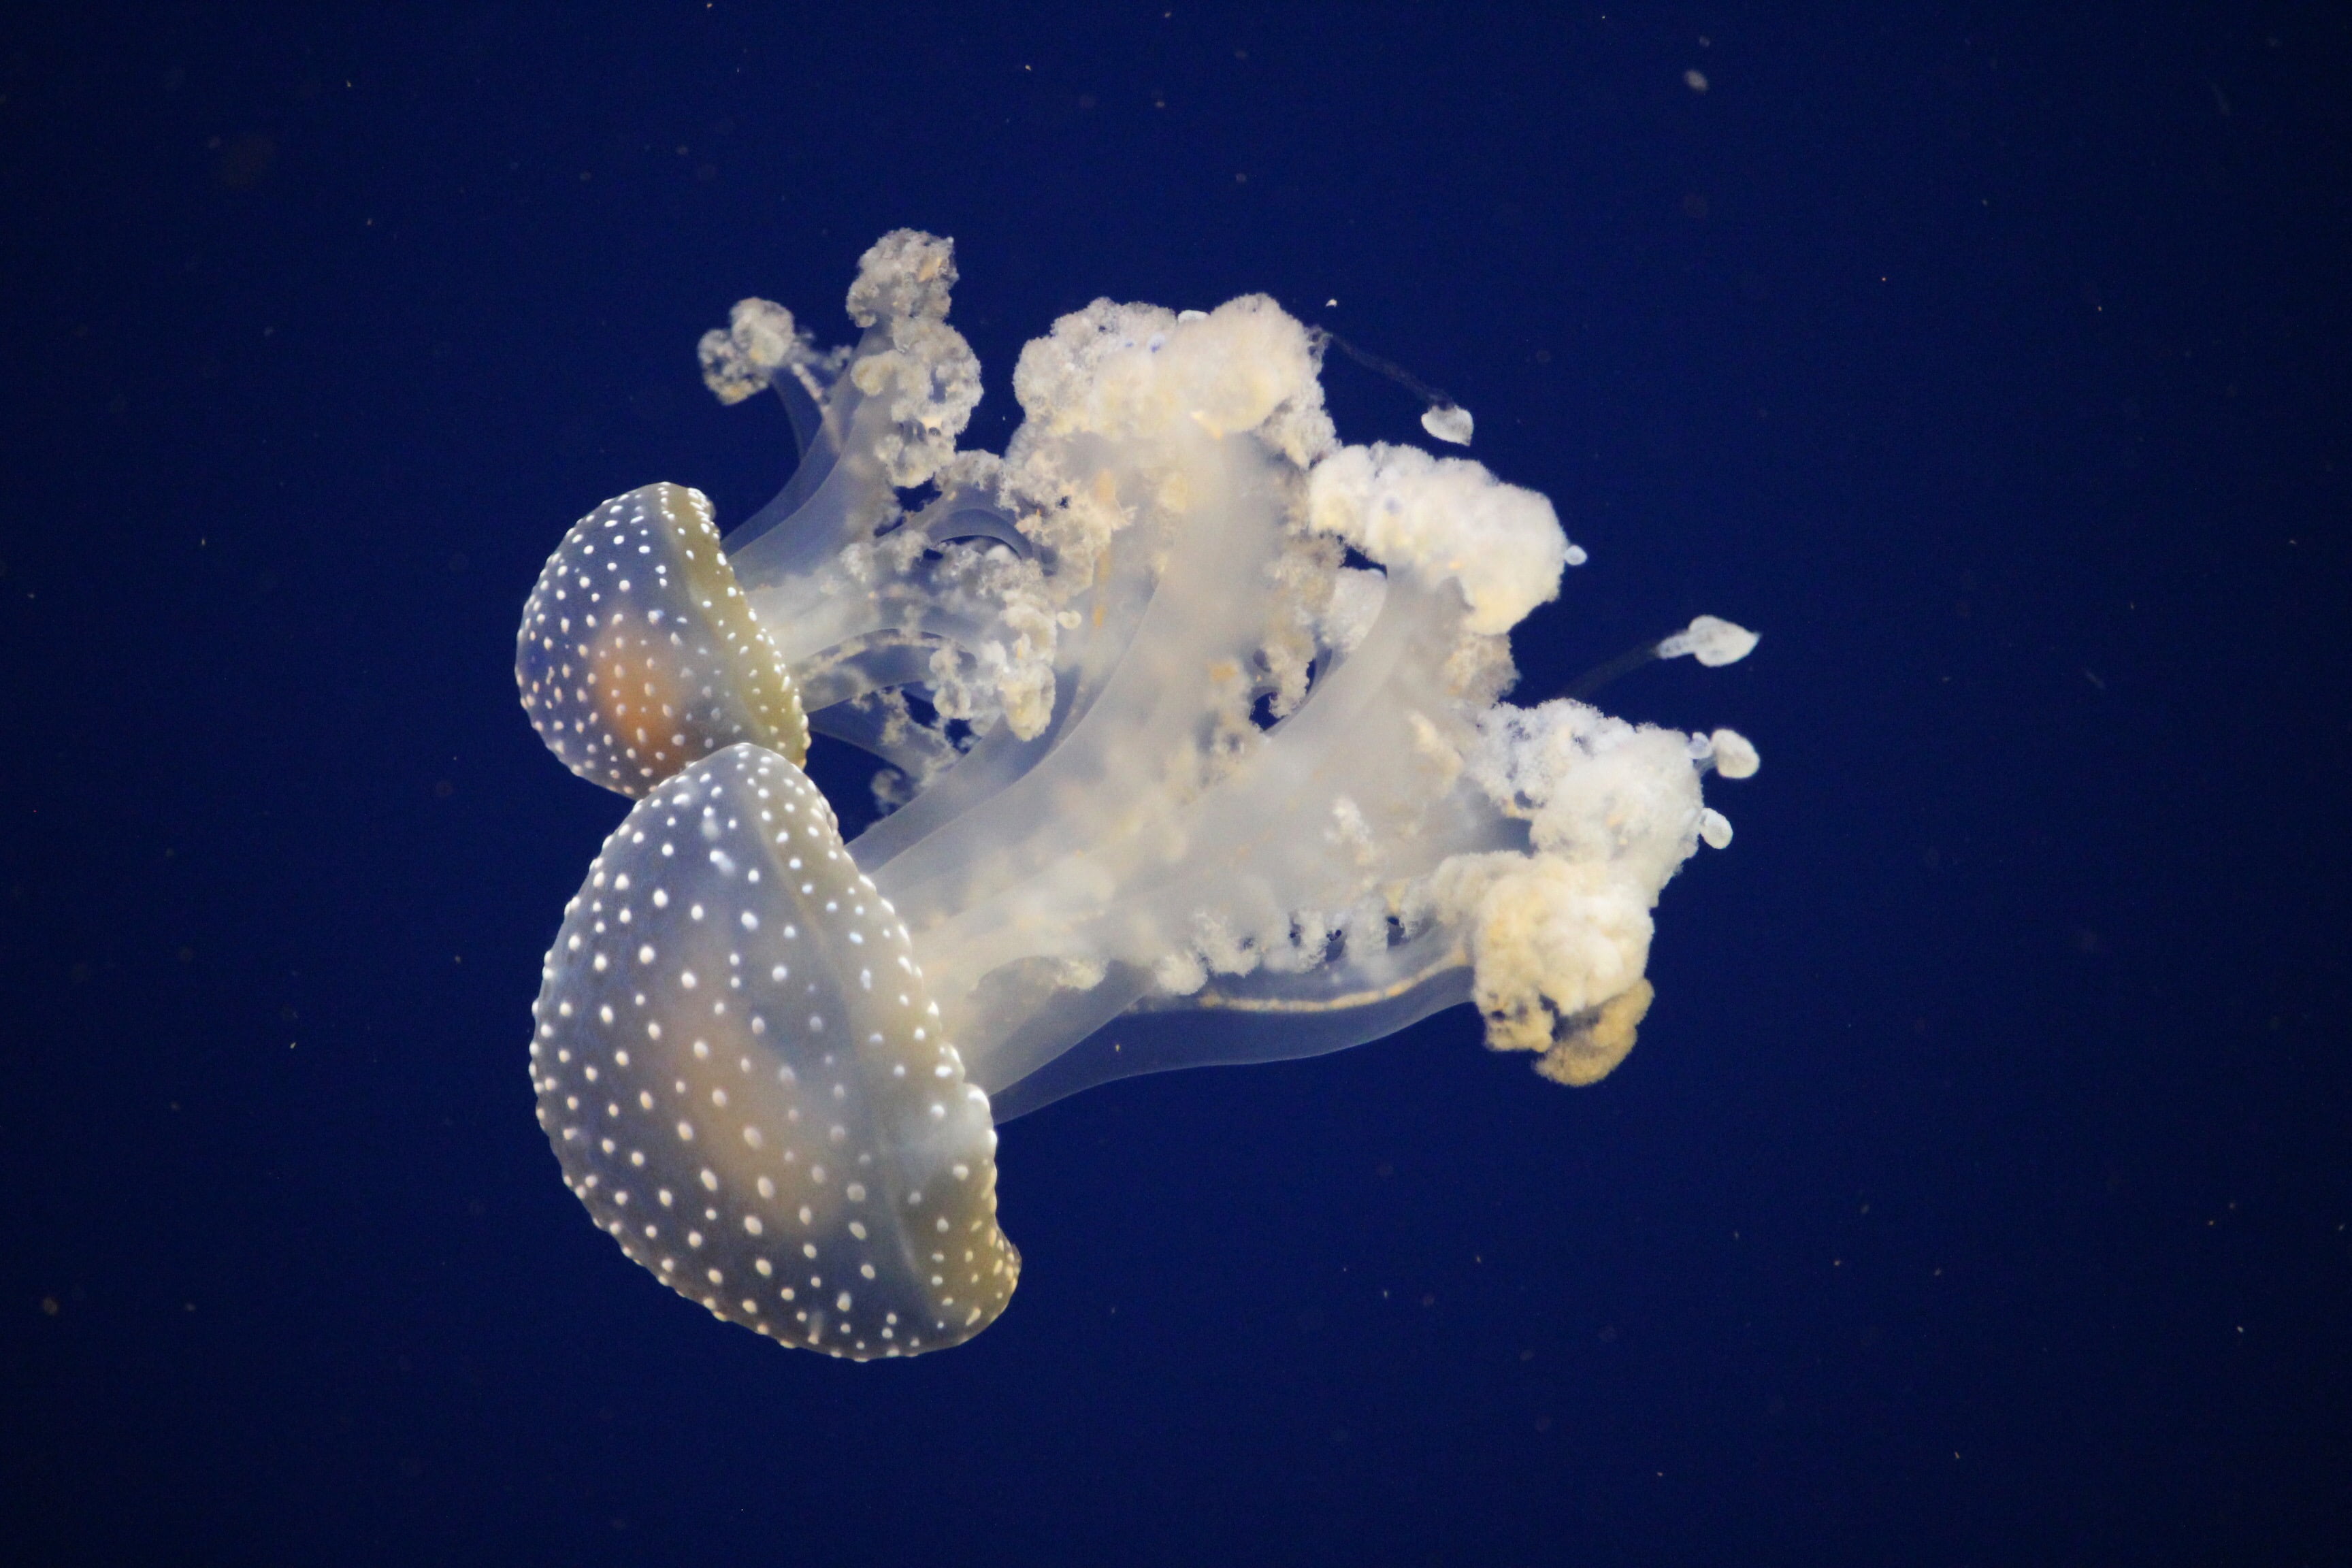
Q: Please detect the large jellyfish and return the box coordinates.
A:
[517,231,1759,1358]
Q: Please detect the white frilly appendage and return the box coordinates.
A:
[665,232,1763,1113]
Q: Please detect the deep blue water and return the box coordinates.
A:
[2,5,2347,1565]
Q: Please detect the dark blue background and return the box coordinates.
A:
[3,5,2346,1564]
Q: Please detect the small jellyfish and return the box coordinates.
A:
[517,485,808,794]
[521,231,1761,1355]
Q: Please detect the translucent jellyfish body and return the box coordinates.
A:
[520,231,1759,1356]
[529,747,1013,1357]
[519,485,808,794]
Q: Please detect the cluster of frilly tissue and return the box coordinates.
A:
[515,231,1759,1359]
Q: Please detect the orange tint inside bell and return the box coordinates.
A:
[587,624,698,779]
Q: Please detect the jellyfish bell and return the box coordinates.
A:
[517,483,808,796]
[519,229,1761,1355]
[529,743,1014,1359]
